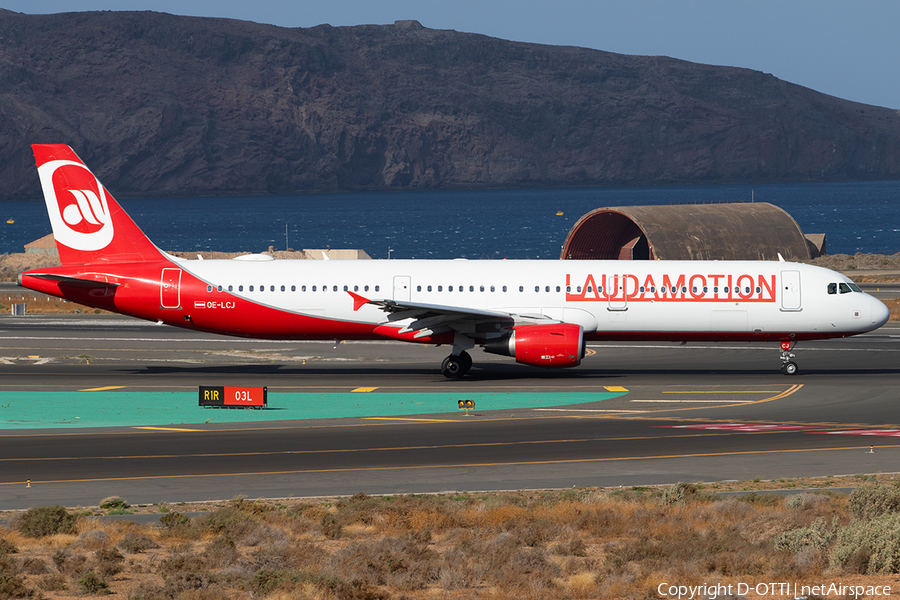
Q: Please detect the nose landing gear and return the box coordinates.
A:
[780,340,798,375]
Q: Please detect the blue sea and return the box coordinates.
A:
[1,181,898,259]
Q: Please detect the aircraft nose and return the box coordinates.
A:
[871,296,890,329]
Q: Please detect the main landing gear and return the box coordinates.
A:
[441,351,473,379]
[780,340,798,376]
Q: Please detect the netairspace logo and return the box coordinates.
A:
[657,581,892,599]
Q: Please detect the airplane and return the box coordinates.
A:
[18,144,891,378]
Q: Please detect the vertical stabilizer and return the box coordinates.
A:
[32,144,165,265]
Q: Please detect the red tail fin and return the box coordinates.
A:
[32,144,165,265]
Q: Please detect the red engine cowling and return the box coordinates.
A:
[482,323,585,368]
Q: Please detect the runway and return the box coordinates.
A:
[1,313,899,509]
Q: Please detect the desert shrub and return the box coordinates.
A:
[554,537,588,557]
[830,512,900,574]
[203,534,239,568]
[51,547,88,577]
[322,512,342,539]
[0,572,35,599]
[331,536,441,590]
[196,505,257,538]
[775,517,837,554]
[99,496,130,511]
[36,573,67,592]
[94,546,124,578]
[848,483,900,520]
[739,492,784,506]
[73,529,109,549]
[159,511,190,529]
[661,482,715,506]
[0,539,16,556]
[117,532,159,554]
[18,556,48,575]
[13,505,77,537]
[77,570,108,594]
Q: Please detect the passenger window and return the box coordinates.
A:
[556,286,560,292]
[227,285,233,292]
[576,286,582,293]
[238,285,244,292]
[333,286,338,292]
[640,286,645,293]
[260,285,265,293]
[567,286,572,292]
[206,285,212,292]
[839,283,852,294]
[480,285,484,292]
[291,285,296,292]
[364,285,369,292]
[375,285,380,292]
[519,286,524,292]
[438,285,442,292]
[502,285,507,292]
[343,285,348,291]
[249,285,254,292]
[301,285,306,292]
[535,286,540,292]
[281,285,286,292]
[692,287,697,293]
[354,285,359,292]
[587,286,593,293]
[469,285,474,292]
[270,285,274,292]
[449,286,454,292]
[427,285,432,292]
[490,285,495,292]
[416,285,421,292]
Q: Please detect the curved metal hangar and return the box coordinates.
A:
[560,202,824,261]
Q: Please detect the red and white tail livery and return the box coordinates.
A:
[19,145,890,377]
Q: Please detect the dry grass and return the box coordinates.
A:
[3,479,900,599]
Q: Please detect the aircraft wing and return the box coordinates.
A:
[348,291,517,339]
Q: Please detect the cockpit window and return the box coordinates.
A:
[839,283,853,294]
[848,282,862,293]
[827,283,837,295]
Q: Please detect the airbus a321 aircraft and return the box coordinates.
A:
[19,145,890,377]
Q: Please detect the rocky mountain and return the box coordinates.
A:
[1,9,899,199]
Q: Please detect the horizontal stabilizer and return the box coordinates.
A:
[24,273,120,288]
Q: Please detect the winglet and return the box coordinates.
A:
[348,291,370,311]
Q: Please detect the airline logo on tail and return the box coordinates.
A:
[37,159,113,251]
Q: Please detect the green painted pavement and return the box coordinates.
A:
[0,390,626,429]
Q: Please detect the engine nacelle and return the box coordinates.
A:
[482,323,585,368]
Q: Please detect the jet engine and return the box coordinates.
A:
[482,323,585,368]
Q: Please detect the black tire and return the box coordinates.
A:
[441,352,472,378]
[781,361,798,376]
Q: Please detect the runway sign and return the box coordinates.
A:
[199,386,267,408]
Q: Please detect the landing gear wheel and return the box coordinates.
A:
[441,351,473,379]
[781,361,799,376]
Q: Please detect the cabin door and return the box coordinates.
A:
[781,270,801,311]
[393,275,411,302]
[160,268,182,309]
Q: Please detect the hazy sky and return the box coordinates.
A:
[5,1,898,109]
